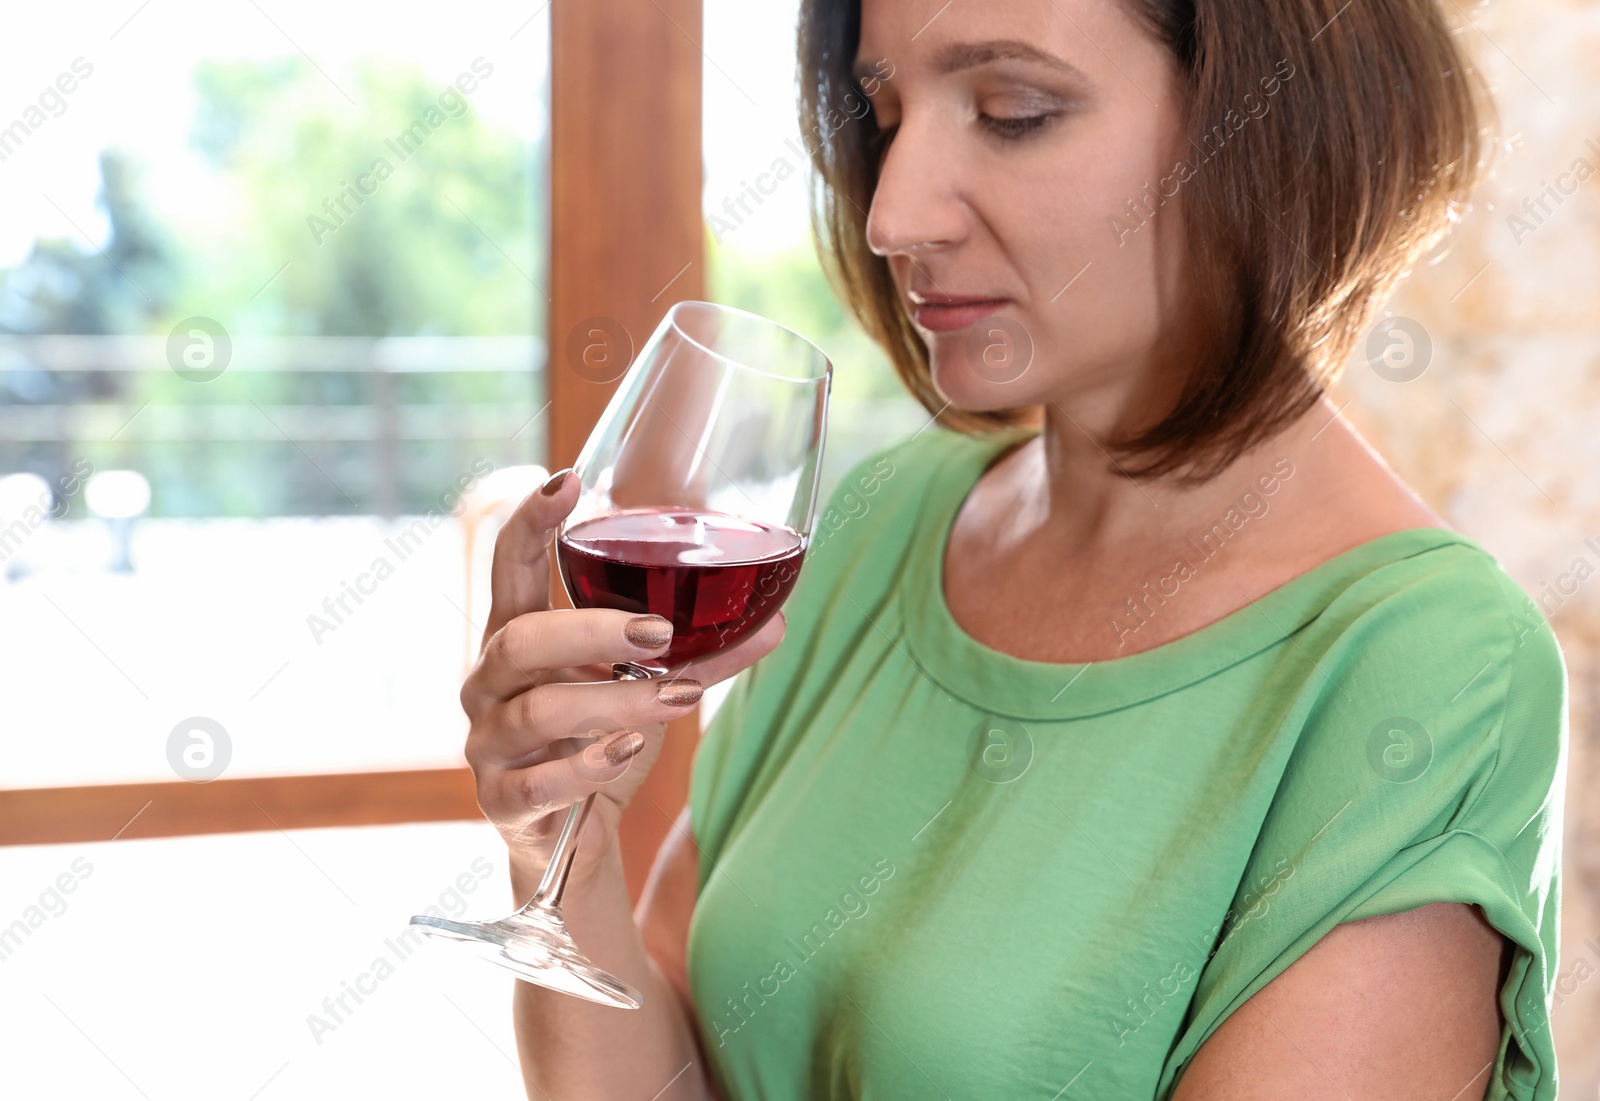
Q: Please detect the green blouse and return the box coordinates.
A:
[687,425,1567,1100]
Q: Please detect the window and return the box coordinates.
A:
[701,0,928,496]
[2,3,554,1094]
[1,1,549,788]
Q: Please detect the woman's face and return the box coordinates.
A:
[855,0,1197,415]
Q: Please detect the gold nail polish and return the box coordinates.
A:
[656,679,704,707]
[603,730,646,765]
[624,614,673,649]
[540,468,571,496]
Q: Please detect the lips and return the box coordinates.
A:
[908,295,1009,333]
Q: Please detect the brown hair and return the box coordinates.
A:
[797,0,1494,482]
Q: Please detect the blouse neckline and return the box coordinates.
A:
[896,429,1486,721]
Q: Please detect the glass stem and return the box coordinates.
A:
[520,661,653,916]
[526,793,594,912]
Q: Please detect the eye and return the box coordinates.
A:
[981,113,1055,140]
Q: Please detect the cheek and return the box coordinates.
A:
[916,88,1195,400]
[983,106,1188,287]
[1034,116,1192,337]
[1048,208,1183,386]
[990,160,1178,353]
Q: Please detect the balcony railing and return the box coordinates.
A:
[0,334,546,518]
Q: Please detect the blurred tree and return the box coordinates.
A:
[0,56,920,517]
[1,56,547,517]
[0,148,174,343]
[183,57,541,339]
[0,149,175,512]
[140,57,546,515]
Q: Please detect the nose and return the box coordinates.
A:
[864,117,969,258]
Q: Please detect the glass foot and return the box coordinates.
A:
[411,907,643,1009]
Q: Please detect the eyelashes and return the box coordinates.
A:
[981,113,1056,140]
[860,103,1061,159]
[866,114,1058,150]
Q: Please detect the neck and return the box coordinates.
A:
[1018,391,1354,559]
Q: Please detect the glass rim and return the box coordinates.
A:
[664,300,833,384]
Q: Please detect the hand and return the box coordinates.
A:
[460,468,787,885]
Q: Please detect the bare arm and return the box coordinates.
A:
[460,471,782,1100]
[508,815,709,1101]
[1172,901,1510,1101]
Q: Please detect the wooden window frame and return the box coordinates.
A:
[1,0,706,902]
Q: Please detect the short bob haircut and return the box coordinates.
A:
[798,0,1494,483]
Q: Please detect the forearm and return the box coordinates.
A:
[509,844,711,1100]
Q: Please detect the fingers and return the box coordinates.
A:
[486,728,656,837]
[465,607,790,852]
[665,610,787,687]
[465,608,676,705]
[469,673,704,766]
[481,468,578,649]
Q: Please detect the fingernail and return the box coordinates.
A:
[656,678,703,707]
[624,614,673,649]
[602,730,646,765]
[540,468,572,496]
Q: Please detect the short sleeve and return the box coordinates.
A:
[1160,555,1569,1100]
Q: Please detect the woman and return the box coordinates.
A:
[462,0,1567,1096]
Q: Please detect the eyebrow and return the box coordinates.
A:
[851,38,1091,84]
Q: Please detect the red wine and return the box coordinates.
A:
[557,508,805,668]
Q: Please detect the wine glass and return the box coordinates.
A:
[410,300,831,1008]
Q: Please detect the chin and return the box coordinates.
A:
[928,352,1039,414]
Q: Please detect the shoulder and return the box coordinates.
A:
[1282,530,1567,848]
[1309,530,1565,696]
[1167,537,1568,1098]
